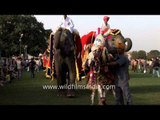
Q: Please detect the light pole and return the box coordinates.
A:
[24,45,28,59]
[19,34,23,56]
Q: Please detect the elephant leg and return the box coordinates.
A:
[61,64,68,85]
[97,83,106,105]
[97,84,103,98]
[65,56,76,97]
[58,64,68,96]
[54,50,65,96]
[65,56,76,85]
[55,61,62,87]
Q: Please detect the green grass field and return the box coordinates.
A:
[0,70,160,105]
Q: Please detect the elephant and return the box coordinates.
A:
[53,28,76,97]
[105,29,132,54]
[80,29,132,105]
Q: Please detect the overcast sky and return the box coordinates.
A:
[34,15,160,52]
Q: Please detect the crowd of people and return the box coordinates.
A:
[0,56,43,86]
[130,57,160,77]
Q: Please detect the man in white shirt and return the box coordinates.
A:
[59,15,74,33]
[16,57,23,80]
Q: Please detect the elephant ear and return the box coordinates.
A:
[53,28,62,49]
[124,38,132,52]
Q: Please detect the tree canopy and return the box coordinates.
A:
[131,50,160,60]
[147,50,160,60]
[0,15,52,57]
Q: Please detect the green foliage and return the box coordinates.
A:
[147,50,160,60]
[131,50,160,60]
[131,50,146,59]
[131,51,138,59]
[137,50,146,59]
[0,15,52,57]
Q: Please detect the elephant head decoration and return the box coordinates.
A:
[106,29,132,54]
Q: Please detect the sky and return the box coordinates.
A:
[34,15,160,52]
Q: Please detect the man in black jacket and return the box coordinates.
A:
[29,58,36,79]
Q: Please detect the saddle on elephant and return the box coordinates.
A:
[81,33,108,72]
[93,34,106,48]
[86,33,109,68]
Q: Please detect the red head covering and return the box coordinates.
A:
[103,16,110,22]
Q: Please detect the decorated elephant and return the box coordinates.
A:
[80,29,132,105]
[53,28,81,97]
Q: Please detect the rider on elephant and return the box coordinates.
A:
[59,15,75,33]
[101,16,112,38]
[91,16,112,53]
[59,15,82,80]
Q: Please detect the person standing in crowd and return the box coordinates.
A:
[16,57,23,80]
[152,57,160,77]
[29,58,36,79]
[107,50,132,105]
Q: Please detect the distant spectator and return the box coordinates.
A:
[35,58,41,72]
[29,58,36,78]
[16,56,23,80]
[25,59,30,72]
[152,58,160,77]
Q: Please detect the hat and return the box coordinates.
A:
[103,16,110,22]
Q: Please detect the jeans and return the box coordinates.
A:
[152,67,160,77]
[30,69,35,78]
[17,69,22,80]
[115,82,132,105]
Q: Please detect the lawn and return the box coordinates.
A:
[0,70,160,105]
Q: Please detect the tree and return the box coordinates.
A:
[137,50,146,59]
[147,50,160,60]
[0,15,51,57]
[131,51,138,59]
